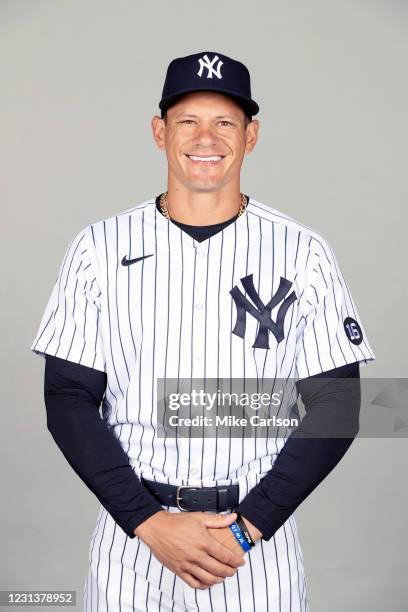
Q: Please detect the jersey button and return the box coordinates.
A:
[195,303,204,310]
[196,249,207,258]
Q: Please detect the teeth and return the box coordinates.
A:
[188,155,222,162]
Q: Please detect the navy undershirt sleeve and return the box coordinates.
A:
[235,361,361,541]
[44,355,164,538]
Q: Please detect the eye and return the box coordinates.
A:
[218,120,233,126]
[179,119,196,125]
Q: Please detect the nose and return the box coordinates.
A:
[193,124,218,147]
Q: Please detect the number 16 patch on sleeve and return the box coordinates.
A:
[343,317,364,345]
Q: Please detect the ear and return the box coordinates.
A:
[151,115,166,151]
[245,119,260,153]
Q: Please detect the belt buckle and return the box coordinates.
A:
[176,485,199,511]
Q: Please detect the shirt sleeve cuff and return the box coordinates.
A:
[123,503,165,539]
[235,494,295,542]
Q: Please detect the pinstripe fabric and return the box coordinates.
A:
[31,197,375,611]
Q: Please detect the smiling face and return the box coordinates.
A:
[152,91,259,194]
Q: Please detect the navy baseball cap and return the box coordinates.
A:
[159,51,259,119]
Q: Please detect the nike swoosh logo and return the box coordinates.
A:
[121,254,154,266]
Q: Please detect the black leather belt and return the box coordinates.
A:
[141,477,239,512]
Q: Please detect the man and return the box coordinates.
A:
[31,51,375,611]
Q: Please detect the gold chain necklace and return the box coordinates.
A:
[159,192,248,221]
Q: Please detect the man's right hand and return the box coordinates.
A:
[134,510,246,590]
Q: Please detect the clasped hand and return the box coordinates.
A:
[135,510,255,590]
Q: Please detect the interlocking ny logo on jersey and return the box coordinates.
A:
[230,274,297,349]
[197,54,223,79]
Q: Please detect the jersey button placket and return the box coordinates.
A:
[189,243,208,482]
[192,244,208,373]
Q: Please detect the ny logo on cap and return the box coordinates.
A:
[197,54,223,79]
[230,274,297,349]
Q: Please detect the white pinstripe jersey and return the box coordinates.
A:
[31,196,375,490]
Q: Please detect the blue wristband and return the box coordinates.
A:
[229,521,251,552]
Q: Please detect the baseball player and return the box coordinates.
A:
[31,51,375,611]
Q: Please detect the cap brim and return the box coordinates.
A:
[159,88,259,117]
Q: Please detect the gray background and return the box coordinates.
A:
[1,0,407,610]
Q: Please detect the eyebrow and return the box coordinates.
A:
[174,113,238,120]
